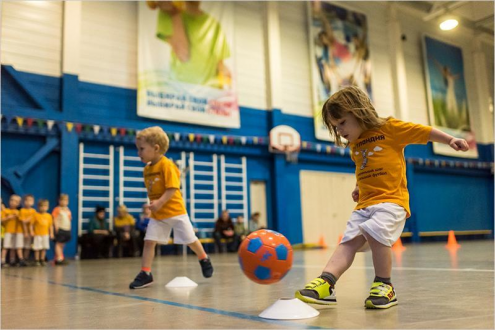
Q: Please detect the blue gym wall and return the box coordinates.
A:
[2,66,494,257]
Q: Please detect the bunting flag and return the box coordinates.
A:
[209,135,215,144]
[84,125,92,133]
[203,136,209,143]
[188,133,194,142]
[119,128,126,136]
[36,119,44,129]
[93,125,101,135]
[241,137,246,145]
[47,120,55,131]
[227,137,234,145]
[75,123,83,133]
[302,141,308,149]
[253,137,258,145]
[66,122,74,132]
[110,128,117,136]
[26,118,34,128]
[222,136,228,145]
[128,129,135,136]
[195,135,202,143]
[174,132,181,141]
[16,117,24,127]
[316,144,322,153]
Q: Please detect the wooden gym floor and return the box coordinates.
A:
[2,240,493,329]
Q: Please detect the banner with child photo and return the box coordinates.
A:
[423,35,478,158]
[138,1,239,128]
[308,2,372,142]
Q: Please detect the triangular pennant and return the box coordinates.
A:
[195,134,202,143]
[316,144,321,152]
[119,128,126,136]
[339,148,345,156]
[36,119,44,129]
[16,117,24,127]
[26,118,34,128]
[84,125,92,133]
[241,137,246,145]
[259,138,264,144]
[128,129,135,136]
[93,125,101,135]
[66,122,74,132]
[188,133,194,142]
[302,142,308,149]
[222,136,228,145]
[227,137,234,145]
[110,128,117,136]
[75,123,83,133]
[209,135,215,144]
[203,136,209,143]
[253,137,258,145]
[174,132,181,141]
[47,120,55,131]
[326,146,331,153]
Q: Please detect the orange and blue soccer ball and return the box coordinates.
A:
[238,229,293,284]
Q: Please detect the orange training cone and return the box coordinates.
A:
[318,235,327,249]
[446,230,461,249]
[392,237,406,252]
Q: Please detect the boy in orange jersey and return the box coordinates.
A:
[1,195,25,267]
[19,194,36,262]
[31,199,54,266]
[129,126,213,289]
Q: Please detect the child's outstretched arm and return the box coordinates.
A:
[429,128,469,152]
[149,188,178,213]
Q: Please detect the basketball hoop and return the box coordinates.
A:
[269,125,301,164]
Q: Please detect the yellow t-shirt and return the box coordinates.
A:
[1,209,20,234]
[114,214,136,228]
[143,156,187,220]
[33,212,53,236]
[349,118,432,217]
[20,208,37,225]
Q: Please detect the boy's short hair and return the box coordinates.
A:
[10,195,21,202]
[118,204,128,212]
[59,194,69,200]
[136,126,169,154]
[23,194,34,200]
[38,199,49,207]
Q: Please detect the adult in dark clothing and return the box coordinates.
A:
[85,206,114,258]
[213,210,236,253]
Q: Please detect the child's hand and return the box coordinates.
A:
[149,201,162,213]
[449,138,469,151]
[351,186,359,202]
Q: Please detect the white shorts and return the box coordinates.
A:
[144,214,197,245]
[33,235,50,250]
[3,233,16,249]
[341,203,407,251]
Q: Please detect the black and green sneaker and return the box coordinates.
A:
[364,281,398,309]
[295,277,337,305]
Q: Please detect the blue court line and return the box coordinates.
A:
[5,274,328,329]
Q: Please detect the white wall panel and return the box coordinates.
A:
[279,1,312,116]
[1,1,62,76]
[79,1,137,88]
[233,1,268,110]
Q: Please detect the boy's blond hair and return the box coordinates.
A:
[59,194,69,201]
[321,86,388,147]
[136,126,169,154]
[117,204,128,212]
[10,195,21,202]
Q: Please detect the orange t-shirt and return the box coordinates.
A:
[349,118,432,217]
[19,208,37,233]
[2,209,20,234]
[33,212,53,236]
[143,156,186,220]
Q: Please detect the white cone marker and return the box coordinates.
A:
[165,277,198,288]
[259,298,319,320]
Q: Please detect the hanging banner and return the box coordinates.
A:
[308,2,372,141]
[423,36,478,158]
[138,1,239,128]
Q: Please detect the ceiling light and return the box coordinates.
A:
[440,18,458,31]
